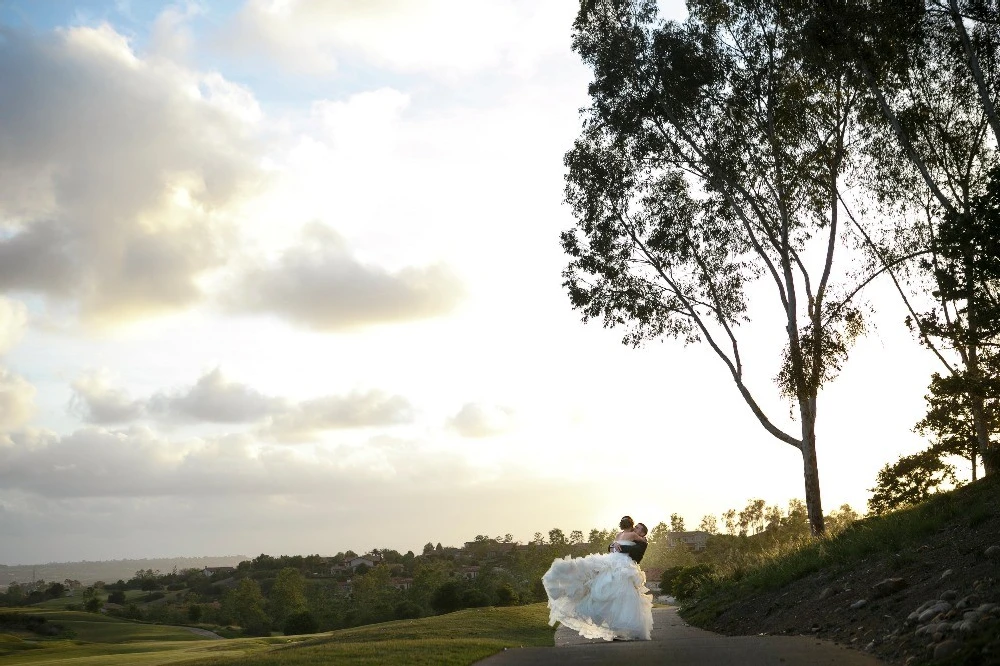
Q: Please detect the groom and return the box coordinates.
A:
[611,522,648,564]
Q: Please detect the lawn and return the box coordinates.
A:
[0,604,555,666]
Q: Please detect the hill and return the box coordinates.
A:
[0,556,249,588]
[683,475,1000,665]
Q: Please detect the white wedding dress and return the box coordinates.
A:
[542,541,654,641]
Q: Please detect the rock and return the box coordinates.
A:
[872,577,907,598]
[918,602,952,623]
[964,610,982,623]
[940,568,954,580]
[979,603,998,614]
[850,599,868,610]
[941,589,958,601]
[864,640,876,652]
[934,639,962,660]
[818,587,837,600]
[985,545,1000,558]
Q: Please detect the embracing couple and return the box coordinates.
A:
[541,515,654,641]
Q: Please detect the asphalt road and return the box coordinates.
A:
[476,606,886,666]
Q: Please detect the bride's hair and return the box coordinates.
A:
[619,516,634,530]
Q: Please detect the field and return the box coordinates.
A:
[0,603,555,665]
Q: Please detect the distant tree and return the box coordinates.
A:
[569,530,584,545]
[84,597,101,613]
[188,604,203,623]
[430,581,464,614]
[495,583,519,607]
[45,582,66,599]
[459,588,490,608]
[225,579,269,636]
[669,514,686,532]
[107,590,126,605]
[283,610,318,635]
[268,568,307,627]
[648,522,670,545]
[825,504,860,535]
[737,500,767,536]
[548,528,567,545]
[532,532,544,545]
[697,515,718,535]
[435,543,443,553]
[764,505,783,532]
[869,449,959,515]
[394,600,422,620]
[422,542,435,556]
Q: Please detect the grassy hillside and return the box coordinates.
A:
[682,475,1000,665]
[0,603,554,666]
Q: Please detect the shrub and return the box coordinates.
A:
[393,601,422,619]
[459,589,490,608]
[283,610,318,635]
[495,583,519,606]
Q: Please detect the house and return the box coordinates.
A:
[201,566,236,578]
[459,566,480,580]
[331,553,384,574]
[665,531,710,551]
[390,577,413,591]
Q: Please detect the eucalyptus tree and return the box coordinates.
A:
[815,0,1000,473]
[562,0,870,535]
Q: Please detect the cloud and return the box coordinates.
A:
[69,370,146,424]
[148,368,286,424]
[223,0,527,76]
[0,369,35,430]
[0,298,27,356]
[223,223,464,331]
[67,368,414,437]
[262,391,414,442]
[448,402,516,438]
[0,23,264,323]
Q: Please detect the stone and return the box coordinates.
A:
[872,577,907,598]
[934,639,962,660]
[818,587,837,600]
[940,568,954,580]
[850,599,868,610]
[918,602,952,623]
[985,545,1000,558]
[941,589,958,601]
[865,640,876,652]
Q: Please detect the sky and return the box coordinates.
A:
[0,0,947,565]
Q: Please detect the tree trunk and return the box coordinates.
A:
[799,396,825,535]
[972,399,999,475]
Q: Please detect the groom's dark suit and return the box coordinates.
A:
[609,540,647,564]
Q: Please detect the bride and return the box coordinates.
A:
[541,516,654,641]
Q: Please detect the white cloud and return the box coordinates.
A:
[148,368,286,424]
[223,222,464,331]
[0,369,35,430]
[69,370,147,424]
[0,298,27,356]
[0,23,264,323]
[224,0,539,77]
[262,391,414,442]
[448,402,516,438]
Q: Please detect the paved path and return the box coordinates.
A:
[476,607,885,666]
[177,625,224,639]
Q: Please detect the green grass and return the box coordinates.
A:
[0,604,554,666]
[181,604,555,666]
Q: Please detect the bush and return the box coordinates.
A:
[495,583,519,606]
[283,610,318,635]
[430,581,464,614]
[107,590,127,605]
[393,601,422,619]
[662,564,714,600]
[188,604,203,622]
[460,588,490,608]
[85,598,102,613]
